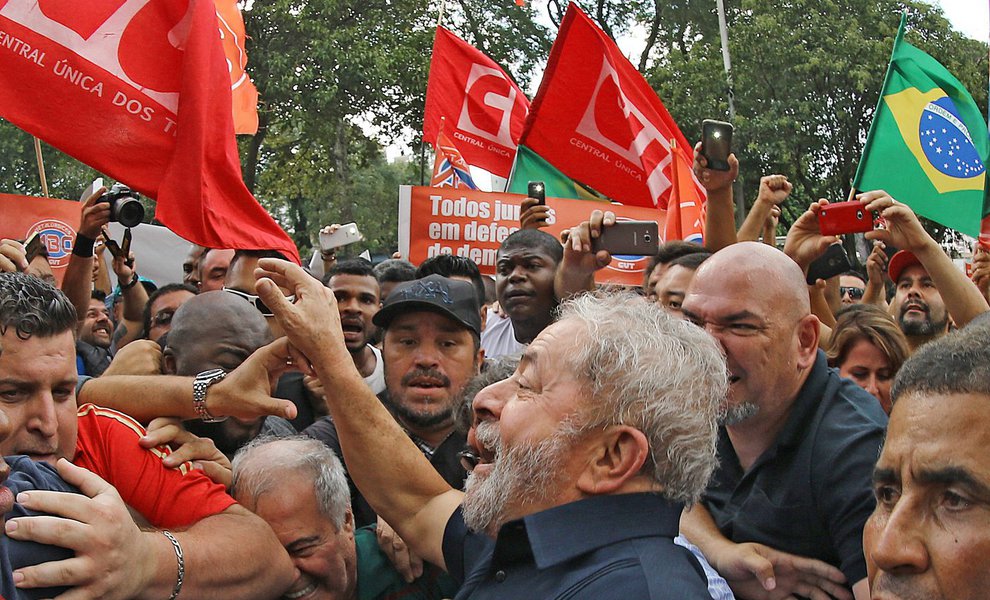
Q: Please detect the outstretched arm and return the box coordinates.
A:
[695,142,740,252]
[8,459,294,600]
[255,259,462,569]
[862,190,989,328]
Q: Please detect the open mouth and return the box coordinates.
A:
[340,320,363,334]
[408,378,446,390]
[284,581,317,599]
[503,288,533,301]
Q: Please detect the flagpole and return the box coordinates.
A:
[437,0,447,27]
[715,0,735,121]
[33,137,49,198]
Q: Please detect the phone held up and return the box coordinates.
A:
[817,201,884,236]
[806,243,852,285]
[701,119,733,172]
[319,223,364,252]
[528,181,546,205]
[592,220,659,256]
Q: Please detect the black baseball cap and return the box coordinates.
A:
[373,274,482,336]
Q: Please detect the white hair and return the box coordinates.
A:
[231,435,351,529]
[559,291,728,505]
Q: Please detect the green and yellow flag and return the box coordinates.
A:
[854,13,989,238]
[506,145,605,202]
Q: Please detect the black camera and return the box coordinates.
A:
[102,183,144,228]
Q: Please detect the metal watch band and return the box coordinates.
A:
[192,368,228,423]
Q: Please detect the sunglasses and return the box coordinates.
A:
[222,287,294,317]
[840,286,865,299]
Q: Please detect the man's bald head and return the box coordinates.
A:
[693,242,810,323]
[165,291,272,376]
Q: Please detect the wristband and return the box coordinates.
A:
[120,272,139,291]
[162,530,184,600]
[72,233,96,258]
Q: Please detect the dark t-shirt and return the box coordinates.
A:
[703,351,887,586]
[305,392,468,528]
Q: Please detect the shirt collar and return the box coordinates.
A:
[492,493,684,570]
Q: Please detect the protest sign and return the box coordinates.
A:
[398,186,665,286]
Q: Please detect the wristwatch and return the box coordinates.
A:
[192,368,228,422]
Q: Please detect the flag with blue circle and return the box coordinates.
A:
[854,13,989,238]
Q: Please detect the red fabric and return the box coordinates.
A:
[215,0,259,135]
[423,26,529,178]
[73,404,236,529]
[0,0,298,262]
[663,141,705,244]
[519,3,703,210]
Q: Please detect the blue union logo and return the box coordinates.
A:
[919,96,985,179]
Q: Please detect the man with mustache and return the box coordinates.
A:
[305,274,483,527]
[886,251,950,351]
[256,258,727,599]
[863,321,990,600]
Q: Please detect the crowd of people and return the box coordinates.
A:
[0,142,988,600]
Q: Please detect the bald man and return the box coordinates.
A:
[679,242,886,600]
[164,291,294,457]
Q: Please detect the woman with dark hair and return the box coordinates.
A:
[826,304,909,413]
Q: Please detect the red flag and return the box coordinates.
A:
[663,140,705,244]
[519,3,704,210]
[0,0,298,262]
[424,26,529,178]
[215,0,259,135]
[432,119,479,190]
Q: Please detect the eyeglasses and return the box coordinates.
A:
[222,287,294,317]
[457,449,479,472]
[840,286,865,299]
[152,310,176,327]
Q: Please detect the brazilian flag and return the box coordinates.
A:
[506,145,607,202]
[854,13,989,237]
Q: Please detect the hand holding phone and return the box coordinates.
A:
[319,223,363,252]
[817,201,883,236]
[528,181,546,205]
[591,220,659,256]
[701,119,733,172]
[806,243,851,284]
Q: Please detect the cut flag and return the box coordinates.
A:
[215,0,259,135]
[663,139,705,244]
[506,145,603,202]
[432,119,479,189]
[854,12,988,242]
[424,26,529,178]
[519,2,705,210]
[0,0,298,262]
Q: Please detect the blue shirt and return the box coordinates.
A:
[443,493,711,599]
[703,351,887,586]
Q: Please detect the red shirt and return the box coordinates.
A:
[72,404,235,529]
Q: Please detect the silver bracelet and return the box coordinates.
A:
[162,530,184,600]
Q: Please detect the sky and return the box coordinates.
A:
[933,0,989,43]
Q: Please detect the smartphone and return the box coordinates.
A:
[592,221,659,256]
[701,119,733,171]
[818,201,881,236]
[319,223,364,252]
[528,181,546,205]
[806,243,851,284]
[23,232,43,263]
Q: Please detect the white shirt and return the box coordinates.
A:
[480,312,526,359]
[363,344,386,395]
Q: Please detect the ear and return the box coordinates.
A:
[343,509,354,536]
[575,426,651,495]
[795,314,820,369]
[162,348,177,375]
[475,348,485,372]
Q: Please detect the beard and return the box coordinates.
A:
[461,421,574,533]
[898,300,947,337]
[721,401,759,425]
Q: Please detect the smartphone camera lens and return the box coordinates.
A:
[644,234,652,244]
[856,210,864,219]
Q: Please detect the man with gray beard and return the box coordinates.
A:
[680,242,887,600]
[255,257,728,599]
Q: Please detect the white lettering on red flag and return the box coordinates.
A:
[424,26,529,178]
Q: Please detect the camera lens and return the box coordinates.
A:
[856,210,863,219]
[644,234,652,243]
[113,198,145,228]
